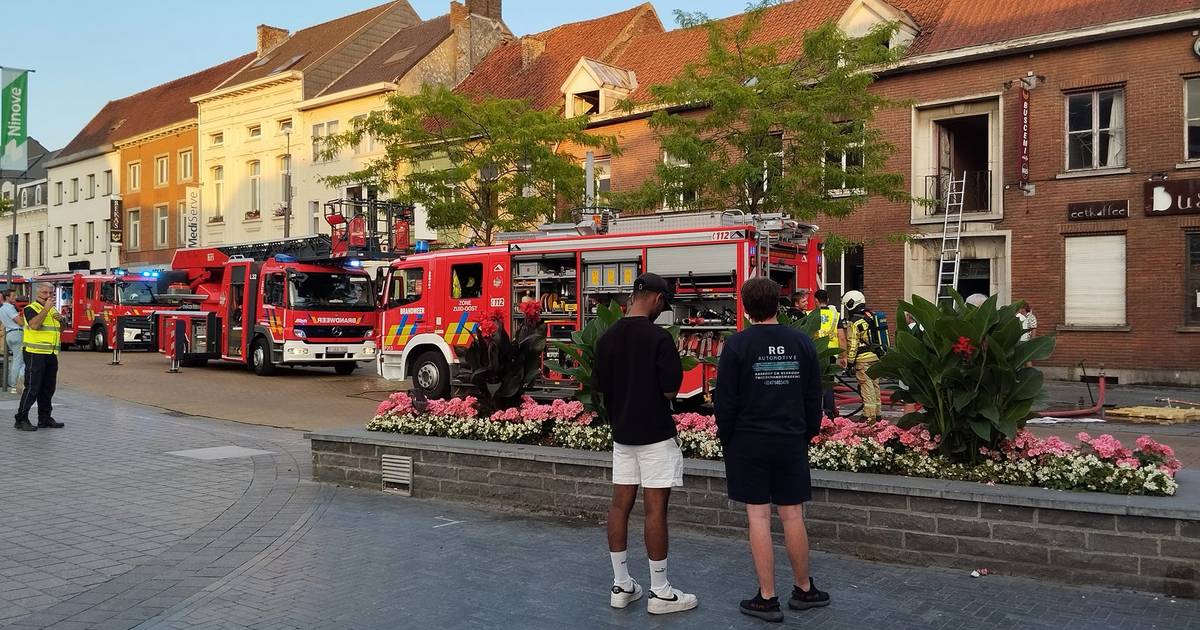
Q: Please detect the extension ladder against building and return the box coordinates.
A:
[935,172,966,305]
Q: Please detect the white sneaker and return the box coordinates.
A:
[647,585,698,615]
[610,579,642,609]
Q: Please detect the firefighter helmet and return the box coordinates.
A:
[841,290,866,311]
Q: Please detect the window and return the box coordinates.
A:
[1187,80,1200,161]
[70,224,78,256]
[155,205,169,247]
[212,166,224,216]
[279,154,292,201]
[825,122,865,196]
[100,282,115,303]
[278,118,293,134]
[749,132,784,195]
[179,149,193,181]
[1064,234,1125,326]
[247,124,262,139]
[54,227,62,257]
[248,161,261,214]
[178,200,187,243]
[388,267,425,307]
[594,157,611,195]
[1066,89,1125,171]
[34,186,42,205]
[351,115,370,154]
[450,263,483,299]
[263,273,286,306]
[128,161,141,191]
[86,174,95,199]
[85,222,94,254]
[22,233,29,267]
[211,132,224,147]
[20,188,27,207]
[54,181,62,205]
[311,200,321,234]
[127,210,141,250]
[155,155,169,187]
[311,121,338,162]
[1187,233,1200,326]
[662,153,698,211]
[69,178,78,202]
[36,231,43,266]
[103,170,113,195]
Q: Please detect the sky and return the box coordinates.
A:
[6,0,751,151]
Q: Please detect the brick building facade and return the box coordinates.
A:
[545,1,1200,384]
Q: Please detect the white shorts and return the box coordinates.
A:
[612,437,684,488]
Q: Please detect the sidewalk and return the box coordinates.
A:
[1,387,1198,629]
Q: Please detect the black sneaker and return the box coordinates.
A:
[13,418,36,431]
[788,578,830,610]
[739,592,783,622]
[36,418,64,428]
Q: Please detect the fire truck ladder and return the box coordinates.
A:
[216,235,333,262]
[935,172,967,306]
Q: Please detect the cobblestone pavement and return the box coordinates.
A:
[2,388,1199,629]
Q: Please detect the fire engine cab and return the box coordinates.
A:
[376,210,822,400]
[158,235,379,375]
[35,271,161,351]
[0,275,32,308]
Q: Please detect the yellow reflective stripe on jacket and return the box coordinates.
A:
[23,302,61,355]
[818,306,841,350]
[846,317,876,364]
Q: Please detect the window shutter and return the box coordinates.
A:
[1064,235,1125,326]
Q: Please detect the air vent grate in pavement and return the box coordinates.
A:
[381,454,413,496]
[166,446,274,460]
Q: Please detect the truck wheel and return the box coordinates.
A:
[334,362,357,376]
[411,350,449,400]
[251,337,277,376]
[90,325,106,352]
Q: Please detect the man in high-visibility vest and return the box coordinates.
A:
[813,290,847,419]
[14,283,65,431]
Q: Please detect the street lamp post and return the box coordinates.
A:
[283,129,292,238]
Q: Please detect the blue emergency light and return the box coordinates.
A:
[140,271,161,278]
[414,240,430,253]
[346,259,363,268]
[274,254,297,263]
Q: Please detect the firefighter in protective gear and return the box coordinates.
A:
[842,290,881,421]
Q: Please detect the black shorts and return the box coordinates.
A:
[724,433,812,505]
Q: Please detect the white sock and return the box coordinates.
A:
[649,558,670,593]
[610,551,632,587]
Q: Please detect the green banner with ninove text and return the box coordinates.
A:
[1,68,29,171]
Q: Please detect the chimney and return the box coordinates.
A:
[466,0,502,21]
[257,24,289,57]
[521,36,545,69]
[449,1,468,27]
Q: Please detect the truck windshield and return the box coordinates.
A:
[288,272,373,310]
[117,281,157,305]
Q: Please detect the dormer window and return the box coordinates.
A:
[561,58,637,118]
[837,0,919,50]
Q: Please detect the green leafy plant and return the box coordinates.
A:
[546,301,697,424]
[454,305,546,414]
[868,293,1056,463]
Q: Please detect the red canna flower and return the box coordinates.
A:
[952,335,976,358]
[478,317,499,339]
[519,300,542,320]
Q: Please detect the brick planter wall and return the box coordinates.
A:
[307,430,1200,598]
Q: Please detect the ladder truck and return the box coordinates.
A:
[157,235,379,375]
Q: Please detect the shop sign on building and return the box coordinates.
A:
[1067,200,1128,221]
[1145,180,1200,216]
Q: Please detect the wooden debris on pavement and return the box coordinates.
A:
[1106,406,1200,424]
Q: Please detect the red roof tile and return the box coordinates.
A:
[455,3,662,111]
[919,0,1200,54]
[321,14,453,96]
[57,53,256,161]
[218,1,400,90]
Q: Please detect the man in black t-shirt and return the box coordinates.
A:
[592,273,697,615]
[715,278,830,621]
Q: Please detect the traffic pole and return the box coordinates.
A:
[109,318,122,365]
[167,318,184,373]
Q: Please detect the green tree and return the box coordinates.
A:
[322,85,618,245]
[611,2,907,224]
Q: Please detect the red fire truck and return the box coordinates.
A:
[375,211,822,399]
[35,271,163,350]
[0,275,32,308]
[157,235,379,375]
